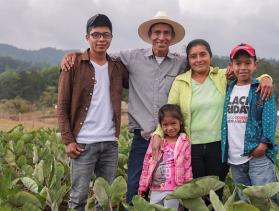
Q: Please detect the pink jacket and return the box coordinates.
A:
[138,133,192,193]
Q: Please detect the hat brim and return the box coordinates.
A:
[138,17,185,46]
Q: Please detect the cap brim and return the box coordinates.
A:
[230,49,255,59]
[138,18,185,45]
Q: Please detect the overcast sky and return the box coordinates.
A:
[1,0,278,59]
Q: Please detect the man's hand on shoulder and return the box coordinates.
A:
[60,52,81,72]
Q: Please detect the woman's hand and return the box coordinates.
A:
[151,134,163,161]
[225,63,235,80]
[257,76,273,100]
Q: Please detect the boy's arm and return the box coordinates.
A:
[57,67,84,158]
[251,95,277,158]
[57,68,75,145]
[261,95,277,146]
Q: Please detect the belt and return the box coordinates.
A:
[133,129,141,136]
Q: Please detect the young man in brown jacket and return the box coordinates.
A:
[57,14,128,211]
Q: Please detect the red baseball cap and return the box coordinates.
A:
[230,43,256,59]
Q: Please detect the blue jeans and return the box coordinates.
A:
[69,141,118,211]
[230,155,277,201]
[126,134,149,204]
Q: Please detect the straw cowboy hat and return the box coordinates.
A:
[138,11,185,45]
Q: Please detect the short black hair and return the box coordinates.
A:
[86,14,112,34]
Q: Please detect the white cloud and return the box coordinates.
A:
[0,0,278,59]
[178,0,266,17]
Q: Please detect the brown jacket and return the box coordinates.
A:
[57,49,128,145]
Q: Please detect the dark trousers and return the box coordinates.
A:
[126,134,149,204]
[191,141,229,199]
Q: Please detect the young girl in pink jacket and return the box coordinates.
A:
[138,104,192,210]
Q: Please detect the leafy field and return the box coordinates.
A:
[0,125,279,211]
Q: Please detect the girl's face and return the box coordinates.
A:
[188,44,212,74]
[160,112,181,138]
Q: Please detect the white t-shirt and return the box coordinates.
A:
[227,84,251,165]
[76,61,116,144]
[155,56,164,65]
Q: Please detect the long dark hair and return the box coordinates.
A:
[158,104,185,133]
[185,39,213,71]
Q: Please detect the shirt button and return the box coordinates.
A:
[85,107,88,111]
[80,122,83,125]
[90,93,92,96]
[92,77,95,80]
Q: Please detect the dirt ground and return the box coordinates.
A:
[0,109,128,132]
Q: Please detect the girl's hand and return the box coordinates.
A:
[250,143,267,158]
[138,191,145,198]
[151,135,162,161]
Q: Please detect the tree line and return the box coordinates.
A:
[0,56,278,113]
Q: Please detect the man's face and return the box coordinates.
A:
[86,26,112,54]
[149,23,174,57]
[231,54,257,85]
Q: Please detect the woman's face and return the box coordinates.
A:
[188,44,212,74]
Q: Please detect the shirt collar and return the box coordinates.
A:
[229,78,259,87]
[80,48,112,62]
[80,48,90,61]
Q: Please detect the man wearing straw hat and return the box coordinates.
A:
[123,11,186,203]
[60,11,187,203]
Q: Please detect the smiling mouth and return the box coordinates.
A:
[156,41,168,45]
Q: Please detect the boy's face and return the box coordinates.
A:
[86,26,112,54]
[231,54,257,85]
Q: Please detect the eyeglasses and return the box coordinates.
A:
[90,32,113,39]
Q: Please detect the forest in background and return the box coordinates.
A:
[0,44,278,114]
